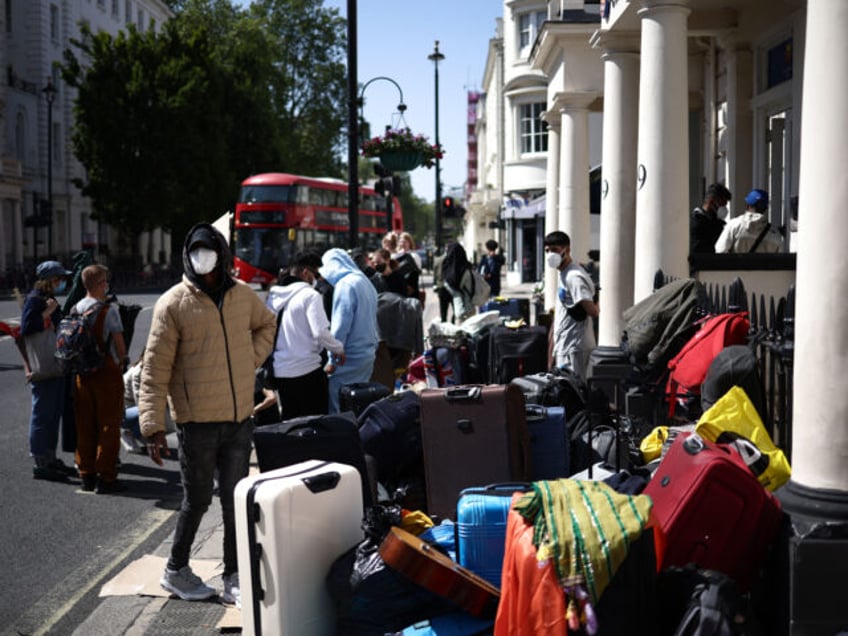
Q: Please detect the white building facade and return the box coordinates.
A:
[0,0,171,276]
[469,0,848,628]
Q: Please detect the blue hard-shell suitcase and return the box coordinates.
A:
[401,612,495,635]
[479,297,530,323]
[455,483,531,588]
[525,404,569,480]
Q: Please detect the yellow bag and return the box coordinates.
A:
[639,426,669,463]
[695,385,791,491]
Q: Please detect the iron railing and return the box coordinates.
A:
[655,270,795,460]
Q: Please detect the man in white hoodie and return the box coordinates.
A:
[714,189,783,254]
[265,252,346,418]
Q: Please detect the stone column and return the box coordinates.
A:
[596,36,640,346]
[632,1,690,301]
[777,2,848,631]
[542,110,561,311]
[557,94,595,264]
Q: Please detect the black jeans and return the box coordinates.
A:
[167,419,254,576]
[272,366,329,419]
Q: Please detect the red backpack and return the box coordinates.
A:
[665,312,750,417]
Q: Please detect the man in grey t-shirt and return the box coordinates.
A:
[543,231,599,380]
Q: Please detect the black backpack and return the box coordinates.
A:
[54,302,108,376]
[657,566,756,636]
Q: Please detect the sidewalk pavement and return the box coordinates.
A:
[73,275,541,635]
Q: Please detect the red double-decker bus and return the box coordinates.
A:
[229,172,403,286]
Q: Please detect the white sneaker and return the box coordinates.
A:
[160,566,217,601]
[221,572,241,608]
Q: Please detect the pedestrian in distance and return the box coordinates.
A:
[139,222,277,606]
[432,251,453,323]
[371,248,408,296]
[543,231,599,381]
[714,188,784,254]
[319,248,379,413]
[19,260,77,482]
[265,251,346,419]
[73,264,128,494]
[479,239,506,298]
[690,182,732,254]
[395,231,423,270]
[441,242,478,322]
[382,230,399,254]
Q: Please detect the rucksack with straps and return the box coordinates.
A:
[665,312,750,418]
[54,301,109,376]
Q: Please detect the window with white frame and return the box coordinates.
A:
[50,4,59,41]
[112,0,119,17]
[519,102,548,154]
[518,10,546,57]
[137,8,143,30]
[125,0,132,25]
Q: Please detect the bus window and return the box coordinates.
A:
[238,185,296,204]
[234,227,294,273]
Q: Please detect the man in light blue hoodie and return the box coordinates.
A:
[319,248,379,413]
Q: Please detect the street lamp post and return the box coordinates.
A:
[428,40,445,253]
[43,77,57,257]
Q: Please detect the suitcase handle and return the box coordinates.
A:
[445,386,482,401]
[302,471,341,493]
[524,404,548,419]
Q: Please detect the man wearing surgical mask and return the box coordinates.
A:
[690,182,732,255]
[543,231,599,381]
[139,223,276,607]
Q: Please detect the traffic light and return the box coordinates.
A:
[375,176,400,197]
[442,196,465,218]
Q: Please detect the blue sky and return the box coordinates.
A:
[234,0,502,201]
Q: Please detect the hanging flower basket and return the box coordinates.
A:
[361,128,443,171]
[379,151,424,172]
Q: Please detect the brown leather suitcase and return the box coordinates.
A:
[419,384,529,520]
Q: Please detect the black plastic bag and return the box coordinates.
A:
[327,504,457,635]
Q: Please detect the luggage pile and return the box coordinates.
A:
[232,285,792,635]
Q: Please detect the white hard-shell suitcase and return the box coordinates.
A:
[235,460,364,636]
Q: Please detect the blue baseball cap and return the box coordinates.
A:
[744,189,769,208]
[35,260,72,279]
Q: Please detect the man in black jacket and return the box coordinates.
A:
[690,183,732,254]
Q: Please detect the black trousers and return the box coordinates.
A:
[272,366,329,419]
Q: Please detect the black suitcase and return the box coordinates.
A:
[510,369,588,413]
[357,390,422,483]
[252,412,373,508]
[489,325,548,384]
[467,325,494,384]
[339,381,392,417]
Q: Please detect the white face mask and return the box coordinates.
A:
[546,251,563,269]
[189,247,218,275]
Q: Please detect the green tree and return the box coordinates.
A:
[61,0,348,261]
[247,0,348,176]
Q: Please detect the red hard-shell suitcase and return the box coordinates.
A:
[643,433,783,591]
[419,384,529,521]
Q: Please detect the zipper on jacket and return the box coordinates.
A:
[217,294,239,423]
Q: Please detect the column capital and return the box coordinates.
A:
[590,30,641,57]
[552,91,597,112]
[637,1,691,19]
[541,109,561,130]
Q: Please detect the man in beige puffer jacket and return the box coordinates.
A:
[139,223,276,606]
